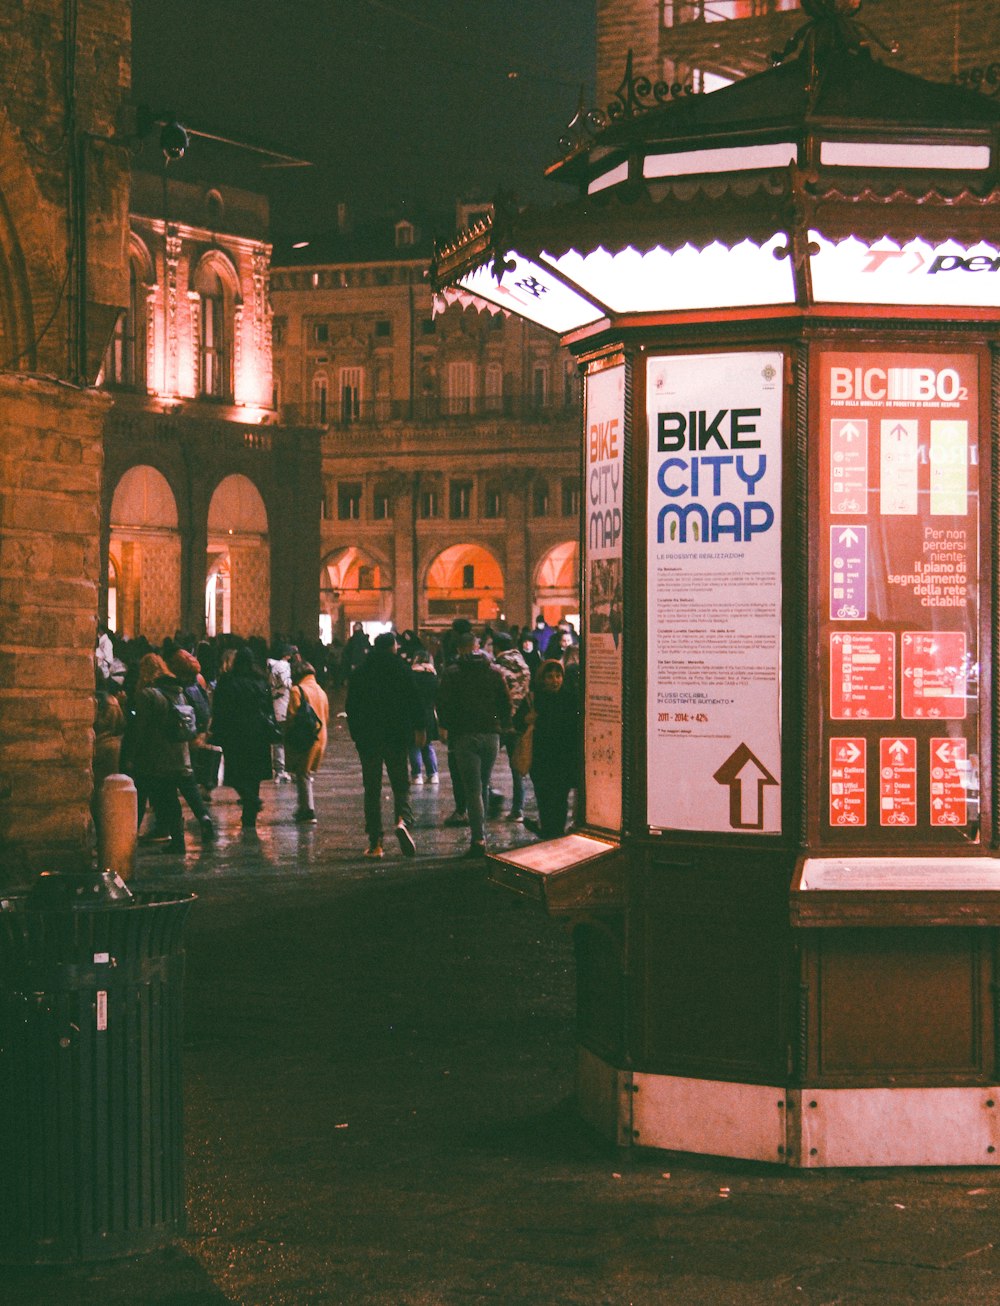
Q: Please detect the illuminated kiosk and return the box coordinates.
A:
[431,10,1000,1167]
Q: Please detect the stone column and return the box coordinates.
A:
[0,376,109,885]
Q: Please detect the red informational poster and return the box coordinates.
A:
[880,737,917,827]
[830,738,866,826]
[830,632,895,719]
[929,738,969,828]
[901,631,967,719]
[817,348,979,843]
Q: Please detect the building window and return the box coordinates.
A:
[194,260,233,400]
[561,477,581,516]
[419,488,439,519]
[447,360,474,415]
[462,564,475,588]
[338,482,362,520]
[395,221,415,247]
[484,484,503,519]
[532,363,549,409]
[104,259,146,389]
[485,363,503,412]
[564,360,580,409]
[313,322,329,344]
[312,373,329,424]
[272,317,286,347]
[421,317,436,335]
[358,565,375,589]
[374,319,391,338]
[532,479,550,517]
[373,487,392,520]
[340,367,364,422]
[449,480,473,519]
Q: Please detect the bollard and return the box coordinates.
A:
[97,773,137,882]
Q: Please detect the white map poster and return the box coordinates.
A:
[646,352,783,833]
[584,363,624,832]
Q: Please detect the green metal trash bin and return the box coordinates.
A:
[0,871,196,1263]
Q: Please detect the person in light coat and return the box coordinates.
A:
[285,659,330,824]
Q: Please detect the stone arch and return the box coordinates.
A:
[321,544,393,641]
[108,464,181,640]
[206,473,269,637]
[533,540,579,627]
[423,541,504,630]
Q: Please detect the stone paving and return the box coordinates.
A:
[4,708,1000,1304]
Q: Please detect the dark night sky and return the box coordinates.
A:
[129,0,596,238]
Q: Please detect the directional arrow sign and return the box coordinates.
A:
[713,744,778,831]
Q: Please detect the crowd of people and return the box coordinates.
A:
[92,614,582,859]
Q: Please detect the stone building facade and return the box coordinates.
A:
[270,210,581,639]
[597,0,1000,100]
[0,0,130,884]
[101,172,320,644]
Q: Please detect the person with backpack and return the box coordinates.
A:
[285,659,329,824]
[133,655,212,853]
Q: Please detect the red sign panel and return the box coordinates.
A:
[901,632,967,720]
[830,737,866,827]
[879,737,917,827]
[818,348,980,843]
[830,632,895,719]
[929,737,968,827]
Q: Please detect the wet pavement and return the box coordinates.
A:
[4,704,1000,1304]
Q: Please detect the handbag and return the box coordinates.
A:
[192,743,223,790]
[510,722,534,777]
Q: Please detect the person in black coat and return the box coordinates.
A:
[517,658,580,841]
[210,645,276,829]
[346,631,425,858]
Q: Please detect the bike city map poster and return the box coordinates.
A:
[819,349,981,843]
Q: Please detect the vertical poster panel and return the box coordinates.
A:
[646,352,783,834]
[583,363,624,832]
[818,349,980,843]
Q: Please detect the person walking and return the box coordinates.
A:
[285,659,329,823]
[267,641,294,782]
[132,657,210,853]
[210,645,276,829]
[491,632,533,822]
[409,648,440,784]
[436,629,513,859]
[516,658,580,841]
[346,631,425,859]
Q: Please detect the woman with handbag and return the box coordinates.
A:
[514,658,580,841]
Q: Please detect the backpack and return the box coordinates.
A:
[158,689,198,743]
[287,692,322,751]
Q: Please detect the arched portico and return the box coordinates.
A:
[320,545,393,641]
[534,540,580,627]
[109,464,181,641]
[423,542,504,631]
[206,474,269,636]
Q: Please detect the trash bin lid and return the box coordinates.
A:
[25,869,134,908]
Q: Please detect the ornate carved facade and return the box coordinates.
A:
[101,173,320,644]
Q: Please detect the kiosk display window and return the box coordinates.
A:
[817,349,981,842]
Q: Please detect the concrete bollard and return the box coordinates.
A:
[97,773,138,882]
